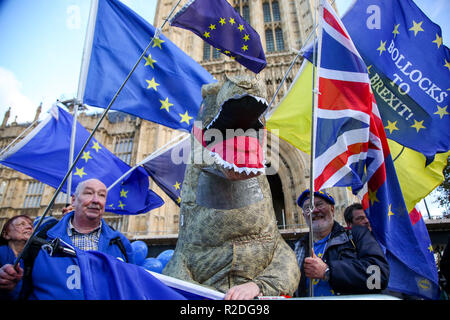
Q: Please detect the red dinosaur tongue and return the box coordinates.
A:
[193,124,265,173]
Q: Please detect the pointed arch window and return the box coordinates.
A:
[265,29,275,52]
[275,28,285,51]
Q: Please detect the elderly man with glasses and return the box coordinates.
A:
[292,189,390,297]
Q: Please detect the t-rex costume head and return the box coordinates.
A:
[163,75,300,297]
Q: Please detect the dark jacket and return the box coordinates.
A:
[293,222,389,297]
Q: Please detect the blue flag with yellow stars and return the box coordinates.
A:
[82,0,215,132]
[342,0,450,159]
[142,136,191,206]
[170,0,267,74]
[0,105,164,215]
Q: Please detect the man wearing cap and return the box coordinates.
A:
[293,189,389,297]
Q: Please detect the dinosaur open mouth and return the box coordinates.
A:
[194,94,269,175]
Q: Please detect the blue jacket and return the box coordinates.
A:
[0,245,24,300]
[28,212,134,300]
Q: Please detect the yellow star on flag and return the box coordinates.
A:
[243,34,250,42]
[434,105,449,119]
[118,201,125,210]
[229,17,235,25]
[411,119,426,132]
[385,120,399,134]
[173,181,181,190]
[376,40,386,55]
[209,24,216,30]
[432,34,442,48]
[388,204,395,221]
[392,24,400,38]
[144,54,156,68]
[74,167,87,178]
[445,59,450,71]
[81,151,92,163]
[219,18,226,26]
[203,31,210,38]
[120,189,128,198]
[152,37,164,49]
[242,44,248,52]
[238,24,244,32]
[160,97,173,112]
[108,204,115,209]
[177,197,181,204]
[146,78,159,91]
[179,110,193,125]
[409,20,424,36]
[92,141,102,152]
[368,188,379,206]
[428,244,433,253]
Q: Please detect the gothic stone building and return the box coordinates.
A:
[0,0,355,242]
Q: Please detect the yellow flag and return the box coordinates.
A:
[266,60,313,154]
[266,60,449,212]
[389,140,449,212]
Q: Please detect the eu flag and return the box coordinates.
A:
[0,105,164,215]
[76,249,186,300]
[81,0,215,132]
[366,154,440,300]
[170,0,267,74]
[342,0,450,158]
[142,136,191,206]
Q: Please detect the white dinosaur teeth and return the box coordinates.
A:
[209,151,266,175]
[253,95,268,106]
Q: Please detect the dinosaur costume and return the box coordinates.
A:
[162,75,300,296]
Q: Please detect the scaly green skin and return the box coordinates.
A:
[162,76,300,296]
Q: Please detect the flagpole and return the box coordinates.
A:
[66,101,78,204]
[308,0,325,297]
[263,0,336,120]
[14,0,185,268]
[76,0,98,105]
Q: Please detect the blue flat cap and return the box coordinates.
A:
[297,189,335,208]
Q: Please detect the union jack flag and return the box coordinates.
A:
[306,0,439,299]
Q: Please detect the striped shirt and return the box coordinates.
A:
[67,218,102,251]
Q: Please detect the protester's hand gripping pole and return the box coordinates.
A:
[14,0,184,268]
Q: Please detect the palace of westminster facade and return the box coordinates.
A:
[0,0,355,242]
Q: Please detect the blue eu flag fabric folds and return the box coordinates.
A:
[142,136,191,206]
[342,0,450,158]
[0,105,164,215]
[76,249,186,300]
[82,0,215,132]
[170,0,267,74]
[367,155,440,300]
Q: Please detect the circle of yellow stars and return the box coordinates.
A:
[201,16,251,61]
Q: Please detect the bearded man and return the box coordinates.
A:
[293,189,389,297]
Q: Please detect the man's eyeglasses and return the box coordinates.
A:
[302,201,328,214]
[12,221,32,229]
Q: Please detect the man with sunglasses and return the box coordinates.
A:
[292,189,389,297]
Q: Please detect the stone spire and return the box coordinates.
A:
[1,107,11,128]
[34,102,42,122]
